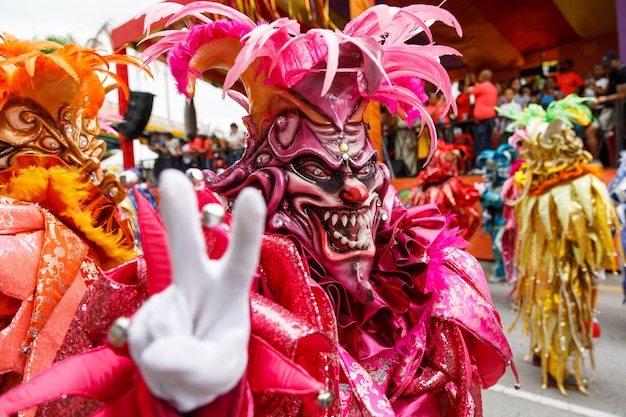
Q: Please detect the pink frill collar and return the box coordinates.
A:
[306,202,467,360]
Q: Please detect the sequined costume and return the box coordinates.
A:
[474,145,517,281]
[406,139,480,239]
[500,96,620,395]
[0,34,147,402]
[0,4,514,416]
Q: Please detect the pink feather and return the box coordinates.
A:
[265,32,327,88]
[226,89,250,112]
[369,84,438,163]
[309,29,340,96]
[165,1,256,28]
[343,5,394,40]
[382,45,459,114]
[136,2,184,36]
[403,4,463,37]
[141,31,190,67]
[225,19,298,93]
[344,5,434,45]
[98,111,125,135]
[139,29,187,45]
[385,13,433,45]
[150,21,252,97]
[335,33,391,87]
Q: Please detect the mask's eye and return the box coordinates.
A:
[355,161,377,179]
[296,160,333,181]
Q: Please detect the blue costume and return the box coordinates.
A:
[475,144,517,281]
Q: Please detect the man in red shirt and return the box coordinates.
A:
[469,69,498,156]
[201,134,215,170]
[555,59,584,97]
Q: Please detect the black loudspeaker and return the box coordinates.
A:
[116,91,155,139]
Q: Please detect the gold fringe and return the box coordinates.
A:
[510,173,619,395]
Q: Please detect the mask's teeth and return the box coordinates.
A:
[320,205,376,252]
[357,227,371,248]
[341,214,348,227]
[363,211,372,226]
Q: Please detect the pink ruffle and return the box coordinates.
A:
[311,202,452,361]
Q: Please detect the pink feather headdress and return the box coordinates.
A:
[139,1,461,158]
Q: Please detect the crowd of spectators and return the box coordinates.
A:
[383,50,626,176]
[143,122,247,183]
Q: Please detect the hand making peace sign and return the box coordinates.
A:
[127,169,266,412]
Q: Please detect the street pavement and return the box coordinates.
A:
[480,261,626,417]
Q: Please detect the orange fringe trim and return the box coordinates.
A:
[527,164,601,196]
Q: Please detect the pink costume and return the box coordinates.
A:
[0,3,516,416]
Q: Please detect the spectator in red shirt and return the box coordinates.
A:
[555,59,584,97]
[469,69,498,155]
[455,79,472,121]
[201,134,216,170]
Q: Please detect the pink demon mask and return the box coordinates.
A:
[210,48,389,303]
[141,2,460,303]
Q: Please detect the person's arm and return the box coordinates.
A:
[469,81,482,96]
[157,140,168,154]
[597,83,626,104]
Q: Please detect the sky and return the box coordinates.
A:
[0,0,248,136]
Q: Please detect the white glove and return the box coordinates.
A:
[474,182,486,194]
[127,169,266,412]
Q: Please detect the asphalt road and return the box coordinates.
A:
[481,262,626,417]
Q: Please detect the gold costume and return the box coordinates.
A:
[501,98,620,395]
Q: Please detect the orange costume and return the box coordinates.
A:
[0,34,143,396]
